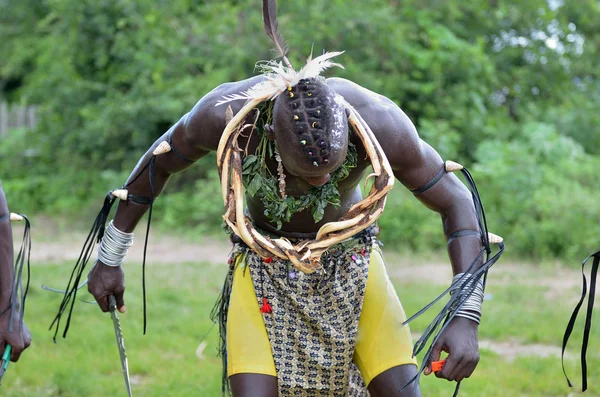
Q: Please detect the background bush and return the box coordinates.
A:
[0,0,598,262]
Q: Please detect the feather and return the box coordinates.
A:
[262,0,293,69]
[297,51,345,80]
[215,52,345,106]
[215,77,287,106]
[215,1,345,106]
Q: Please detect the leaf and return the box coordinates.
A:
[242,155,259,175]
[247,175,263,197]
[312,200,326,223]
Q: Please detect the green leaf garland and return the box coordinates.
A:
[241,102,358,229]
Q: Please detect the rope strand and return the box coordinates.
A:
[9,215,31,332]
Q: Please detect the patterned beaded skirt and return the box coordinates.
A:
[215,227,379,396]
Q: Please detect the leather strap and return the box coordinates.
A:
[410,165,446,195]
[127,194,153,205]
[562,251,600,391]
[168,135,194,163]
[447,230,481,244]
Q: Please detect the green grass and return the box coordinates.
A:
[2,258,599,396]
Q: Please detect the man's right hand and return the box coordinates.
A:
[87,262,126,313]
[0,307,31,362]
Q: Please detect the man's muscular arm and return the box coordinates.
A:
[86,115,210,313]
[87,78,259,313]
[0,184,31,362]
[340,83,483,382]
[380,109,482,383]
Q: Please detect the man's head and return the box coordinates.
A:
[271,78,348,186]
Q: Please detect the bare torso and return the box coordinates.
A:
[181,76,410,238]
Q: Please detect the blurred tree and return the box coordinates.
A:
[0,0,597,260]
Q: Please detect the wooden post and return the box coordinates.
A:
[0,102,7,137]
[17,105,26,129]
[28,106,37,130]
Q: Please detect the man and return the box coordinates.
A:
[81,1,500,395]
[0,182,32,364]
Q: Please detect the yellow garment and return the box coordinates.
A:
[226,250,417,386]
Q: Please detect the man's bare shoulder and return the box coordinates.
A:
[326,77,422,169]
[182,75,266,152]
[326,77,396,110]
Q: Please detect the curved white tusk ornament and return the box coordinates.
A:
[445,160,464,173]
[153,141,172,156]
[487,232,504,244]
[9,213,24,222]
[111,189,129,201]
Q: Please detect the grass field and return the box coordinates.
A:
[2,249,599,397]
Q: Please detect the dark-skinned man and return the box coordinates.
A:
[62,1,502,396]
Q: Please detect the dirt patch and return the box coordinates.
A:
[478,338,565,361]
[12,223,233,266]
[411,334,566,361]
[386,252,582,299]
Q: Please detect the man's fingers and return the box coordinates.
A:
[448,357,469,382]
[2,326,31,362]
[426,342,444,376]
[428,342,443,363]
[8,338,24,362]
[436,354,461,381]
[461,355,480,381]
[96,294,109,312]
[10,345,23,362]
[116,290,126,313]
[438,352,479,382]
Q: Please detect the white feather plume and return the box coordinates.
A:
[216,51,344,106]
[297,51,345,81]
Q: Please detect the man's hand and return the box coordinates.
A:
[87,262,126,313]
[424,317,480,382]
[0,308,31,362]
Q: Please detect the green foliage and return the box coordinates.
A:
[153,170,225,236]
[242,140,358,227]
[473,122,600,259]
[377,187,445,253]
[1,0,599,261]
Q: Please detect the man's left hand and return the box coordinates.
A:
[423,316,479,382]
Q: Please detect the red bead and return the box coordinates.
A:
[263,257,273,263]
[260,297,272,313]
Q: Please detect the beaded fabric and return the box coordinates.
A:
[214,227,380,396]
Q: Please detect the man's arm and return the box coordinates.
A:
[377,103,483,383]
[0,183,31,362]
[331,78,485,383]
[384,111,483,381]
[87,77,262,312]
[86,115,210,312]
[379,107,483,275]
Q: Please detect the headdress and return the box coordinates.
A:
[216,0,395,273]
